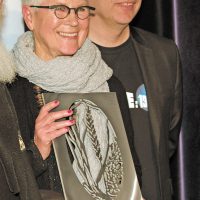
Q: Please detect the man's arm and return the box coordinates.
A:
[169,45,183,158]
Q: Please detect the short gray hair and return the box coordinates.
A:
[21,0,42,5]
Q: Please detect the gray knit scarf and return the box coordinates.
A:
[12,31,113,93]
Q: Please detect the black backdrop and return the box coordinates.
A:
[131,0,200,199]
[131,1,173,39]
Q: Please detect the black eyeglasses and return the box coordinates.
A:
[30,5,95,20]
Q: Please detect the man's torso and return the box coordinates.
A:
[97,35,160,200]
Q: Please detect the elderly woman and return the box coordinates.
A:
[8,0,142,198]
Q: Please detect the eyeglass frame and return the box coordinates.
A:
[30,5,95,20]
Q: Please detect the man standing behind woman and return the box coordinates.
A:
[88,0,182,200]
[8,0,142,199]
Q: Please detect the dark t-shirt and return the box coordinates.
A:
[97,36,159,200]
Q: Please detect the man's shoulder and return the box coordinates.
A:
[130,26,177,50]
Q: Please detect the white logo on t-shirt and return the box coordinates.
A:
[126,84,148,111]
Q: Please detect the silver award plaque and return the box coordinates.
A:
[42,92,143,200]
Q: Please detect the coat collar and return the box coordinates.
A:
[0,42,16,83]
[130,27,161,149]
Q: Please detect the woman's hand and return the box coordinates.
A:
[34,100,75,160]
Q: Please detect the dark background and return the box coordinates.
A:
[132,1,173,39]
[131,0,200,199]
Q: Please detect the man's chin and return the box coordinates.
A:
[114,14,135,26]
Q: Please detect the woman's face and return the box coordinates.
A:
[23,0,89,60]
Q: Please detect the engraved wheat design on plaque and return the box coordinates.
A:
[65,99,123,200]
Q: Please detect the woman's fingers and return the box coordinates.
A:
[41,109,73,126]
[36,100,73,128]
[37,118,75,141]
[36,100,60,121]
[44,119,76,133]
[48,126,70,141]
[34,101,76,160]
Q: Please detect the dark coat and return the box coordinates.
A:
[97,27,182,200]
[0,83,42,200]
[130,27,182,200]
[8,75,142,192]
